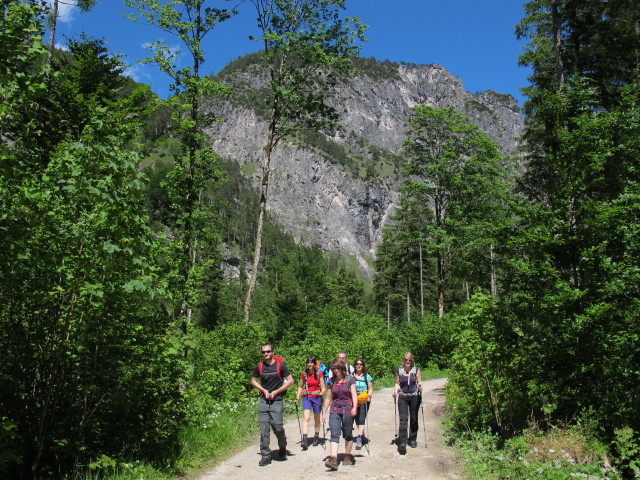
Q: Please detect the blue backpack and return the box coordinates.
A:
[318,363,330,385]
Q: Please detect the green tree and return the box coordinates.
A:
[374,190,434,325]
[445,2,640,463]
[402,105,506,318]
[0,17,176,476]
[125,0,234,329]
[243,0,366,322]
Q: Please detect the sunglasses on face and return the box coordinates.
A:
[262,350,272,354]
[355,363,363,366]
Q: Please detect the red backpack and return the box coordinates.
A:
[257,355,285,378]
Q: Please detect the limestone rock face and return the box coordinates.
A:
[207,61,524,279]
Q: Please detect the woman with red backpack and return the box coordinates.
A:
[293,356,326,450]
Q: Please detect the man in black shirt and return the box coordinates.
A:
[251,344,294,466]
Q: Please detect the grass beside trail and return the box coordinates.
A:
[71,399,259,480]
[449,427,622,480]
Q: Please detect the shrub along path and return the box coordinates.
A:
[197,378,461,479]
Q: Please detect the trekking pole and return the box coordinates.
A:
[393,394,398,443]
[321,420,327,451]
[420,392,427,448]
[295,403,303,447]
[364,400,370,455]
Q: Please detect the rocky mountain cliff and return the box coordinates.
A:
[206,57,524,279]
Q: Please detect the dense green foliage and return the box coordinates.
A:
[3,0,640,478]
[375,106,513,320]
[1,2,179,477]
[436,1,640,477]
[369,3,640,477]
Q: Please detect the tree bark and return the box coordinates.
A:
[436,247,445,319]
[490,243,498,296]
[244,132,275,322]
[47,0,59,67]
[551,0,565,88]
[419,243,424,316]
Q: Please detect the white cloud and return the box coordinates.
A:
[46,0,77,24]
[124,63,151,83]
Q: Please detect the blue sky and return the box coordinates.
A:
[51,0,531,107]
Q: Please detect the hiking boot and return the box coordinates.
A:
[325,456,339,471]
[409,440,417,448]
[398,443,407,455]
[279,448,288,460]
[355,436,362,449]
[259,456,272,466]
[342,454,354,466]
[312,434,320,447]
[301,436,308,450]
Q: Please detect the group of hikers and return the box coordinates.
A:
[251,345,424,471]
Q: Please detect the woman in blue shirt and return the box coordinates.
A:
[353,357,373,449]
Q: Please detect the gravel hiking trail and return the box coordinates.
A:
[198,378,462,480]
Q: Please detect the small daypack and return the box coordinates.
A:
[397,366,419,394]
[318,363,331,385]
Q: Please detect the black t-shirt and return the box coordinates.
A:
[252,360,291,400]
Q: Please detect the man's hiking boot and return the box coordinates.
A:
[325,456,339,471]
[398,443,407,455]
[259,456,271,466]
[342,454,354,466]
[301,435,308,450]
[312,434,320,447]
[279,448,288,460]
[409,440,417,448]
[355,435,362,449]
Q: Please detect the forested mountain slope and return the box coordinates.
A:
[205,56,524,277]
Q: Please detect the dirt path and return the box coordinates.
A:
[198,378,462,479]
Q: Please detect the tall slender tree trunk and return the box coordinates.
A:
[490,242,497,296]
[551,0,565,88]
[47,0,59,67]
[179,36,202,329]
[437,251,445,319]
[434,196,445,318]
[406,290,411,322]
[244,131,275,322]
[419,243,424,316]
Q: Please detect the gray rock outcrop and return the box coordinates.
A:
[206,60,524,279]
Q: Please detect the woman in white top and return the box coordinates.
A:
[392,352,423,454]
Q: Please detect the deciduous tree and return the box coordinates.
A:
[402,105,505,317]
[243,0,366,322]
[126,0,235,329]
